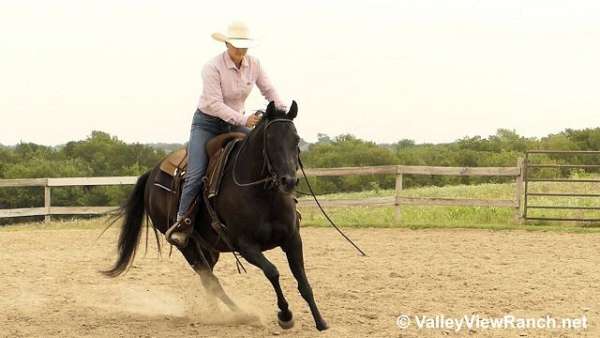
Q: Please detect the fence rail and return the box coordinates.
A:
[523,151,600,222]
[0,163,523,223]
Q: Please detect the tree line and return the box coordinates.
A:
[1,127,599,214]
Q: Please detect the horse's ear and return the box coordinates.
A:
[287,101,298,120]
[266,101,276,119]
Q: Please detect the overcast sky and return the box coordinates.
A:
[1,0,599,146]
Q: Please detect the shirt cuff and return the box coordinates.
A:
[240,114,250,127]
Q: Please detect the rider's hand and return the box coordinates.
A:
[245,114,261,128]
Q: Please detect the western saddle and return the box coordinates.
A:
[155,132,247,223]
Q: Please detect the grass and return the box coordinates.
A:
[297,181,600,233]
[2,181,600,233]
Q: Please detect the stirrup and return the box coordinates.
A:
[165,217,192,247]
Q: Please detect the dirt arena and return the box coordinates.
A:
[1,226,599,338]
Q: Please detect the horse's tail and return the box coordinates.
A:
[102,171,150,277]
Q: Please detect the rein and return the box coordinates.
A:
[297,156,367,256]
[230,116,367,257]
[232,118,293,188]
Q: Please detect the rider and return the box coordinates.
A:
[166,21,287,247]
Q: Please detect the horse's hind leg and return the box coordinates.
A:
[282,232,328,331]
[238,245,294,329]
[180,245,239,311]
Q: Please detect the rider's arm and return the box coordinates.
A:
[198,63,250,126]
[255,59,287,111]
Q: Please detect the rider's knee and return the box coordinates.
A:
[185,167,207,180]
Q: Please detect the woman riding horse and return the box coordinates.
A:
[167,21,287,247]
[103,21,328,331]
[104,101,328,330]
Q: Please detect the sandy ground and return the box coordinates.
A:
[1,226,599,338]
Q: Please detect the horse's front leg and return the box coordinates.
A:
[238,244,295,329]
[282,232,328,331]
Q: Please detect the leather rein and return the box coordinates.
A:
[231,118,297,189]
[229,116,367,257]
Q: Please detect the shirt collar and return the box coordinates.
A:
[223,51,249,70]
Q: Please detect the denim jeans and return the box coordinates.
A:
[177,109,250,218]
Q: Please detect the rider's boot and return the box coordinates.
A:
[166,214,193,247]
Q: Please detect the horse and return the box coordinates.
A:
[102,101,329,331]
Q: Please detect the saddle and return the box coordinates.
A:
[204,132,246,198]
[154,132,246,224]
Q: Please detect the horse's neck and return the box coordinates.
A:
[235,131,266,184]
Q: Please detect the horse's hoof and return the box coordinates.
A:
[277,311,294,329]
[316,320,329,331]
[278,317,295,329]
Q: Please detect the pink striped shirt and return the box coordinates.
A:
[197,51,286,126]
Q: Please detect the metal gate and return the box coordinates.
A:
[524,150,600,223]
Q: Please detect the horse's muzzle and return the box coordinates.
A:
[279,175,299,192]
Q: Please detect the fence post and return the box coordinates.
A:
[523,152,530,221]
[513,157,524,224]
[394,166,403,224]
[44,184,51,223]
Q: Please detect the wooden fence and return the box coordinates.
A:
[0,161,523,223]
[523,150,600,222]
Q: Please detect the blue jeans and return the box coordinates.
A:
[177,109,250,218]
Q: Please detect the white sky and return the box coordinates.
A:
[1,0,599,146]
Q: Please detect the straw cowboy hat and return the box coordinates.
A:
[211,21,257,48]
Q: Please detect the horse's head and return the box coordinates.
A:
[259,100,300,193]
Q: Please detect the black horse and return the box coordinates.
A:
[103,101,328,331]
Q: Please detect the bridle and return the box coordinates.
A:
[230,115,367,256]
[232,118,299,189]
